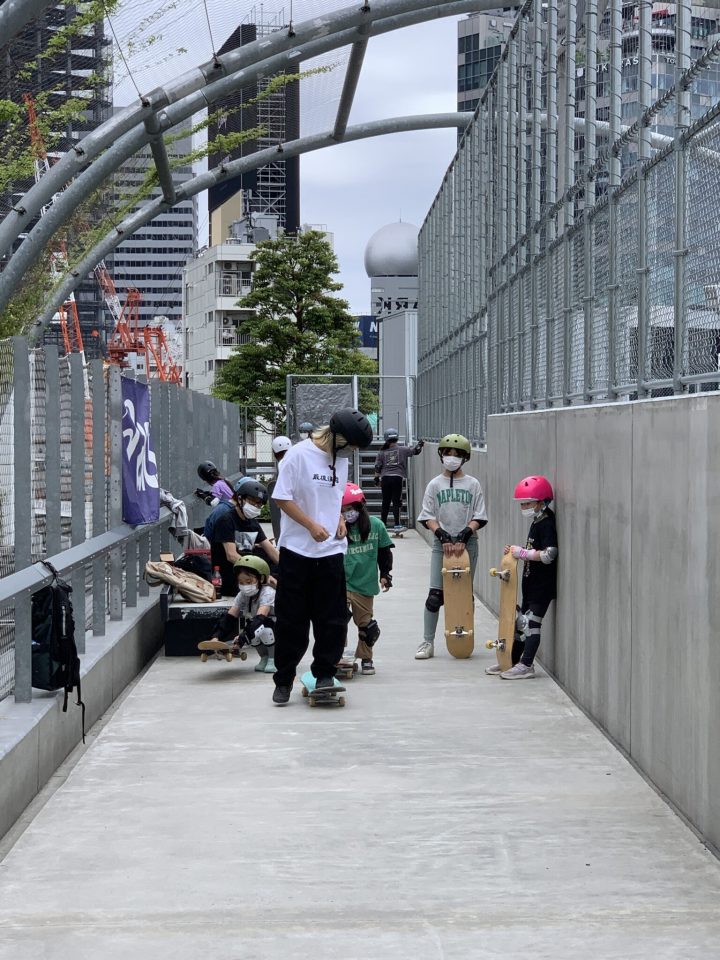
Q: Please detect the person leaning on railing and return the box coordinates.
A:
[373,429,424,531]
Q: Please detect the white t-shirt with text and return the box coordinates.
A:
[271,439,348,558]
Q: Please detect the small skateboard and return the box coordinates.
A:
[487,553,519,671]
[335,656,358,681]
[441,547,474,658]
[391,526,407,539]
[198,639,248,663]
[300,670,346,707]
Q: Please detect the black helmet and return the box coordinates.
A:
[233,477,269,504]
[329,409,373,449]
[197,460,220,484]
[383,429,399,442]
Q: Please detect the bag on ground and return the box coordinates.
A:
[144,560,216,602]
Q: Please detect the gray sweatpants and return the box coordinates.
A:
[423,537,478,642]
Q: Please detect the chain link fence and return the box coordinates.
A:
[0,339,240,703]
[418,0,720,444]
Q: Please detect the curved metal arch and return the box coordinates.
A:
[34,113,472,334]
[0,0,490,313]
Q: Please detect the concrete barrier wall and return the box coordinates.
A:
[411,395,720,851]
[0,596,162,841]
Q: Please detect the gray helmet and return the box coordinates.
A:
[233,477,269,504]
[298,421,314,434]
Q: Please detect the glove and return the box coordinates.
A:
[434,527,453,545]
[195,488,213,505]
[455,526,474,545]
[373,475,381,487]
[415,440,425,452]
[380,573,392,591]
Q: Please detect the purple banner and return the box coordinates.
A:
[121,377,160,525]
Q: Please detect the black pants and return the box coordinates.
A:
[381,475,404,527]
[274,548,349,686]
[511,596,553,667]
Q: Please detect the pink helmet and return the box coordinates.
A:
[513,475,554,502]
[342,483,365,508]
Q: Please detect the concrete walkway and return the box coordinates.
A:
[2,530,720,959]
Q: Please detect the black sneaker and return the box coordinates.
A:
[315,676,335,690]
[272,683,292,705]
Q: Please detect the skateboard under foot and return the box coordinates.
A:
[198,639,248,663]
[441,547,474,658]
[487,554,519,672]
[300,670,346,707]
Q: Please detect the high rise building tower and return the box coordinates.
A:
[113,123,197,330]
[0,2,112,357]
[457,12,514,113]
[207,7,300,245]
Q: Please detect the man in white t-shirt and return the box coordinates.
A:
[270,409,373,705]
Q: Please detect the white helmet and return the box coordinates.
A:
[271,436,292,455]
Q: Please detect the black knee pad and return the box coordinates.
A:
[425,588,444,613]
[359,619,380,647]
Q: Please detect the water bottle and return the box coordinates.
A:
[211,566,222,599]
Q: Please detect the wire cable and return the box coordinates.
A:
[102,1,143,101]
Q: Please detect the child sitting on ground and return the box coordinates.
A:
[488,475,558,680]
[341,483,394,675]
[204,555,277,673]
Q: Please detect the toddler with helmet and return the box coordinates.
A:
[488,476,558,680]
[341,483,394,675]
[206,555,277,673]
[415,433,488,660]
[270,408,374,705]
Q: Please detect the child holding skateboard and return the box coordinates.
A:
[415,433,487,660]
[204,555,277,672]
[270,409,374,705]
[488,475,558,679]
[341,483,394,675]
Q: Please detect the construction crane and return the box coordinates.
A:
[103,280,182,384]
[23,94,86,360]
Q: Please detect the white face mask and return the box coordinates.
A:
[442,455,463,472]
[238,584,258,597]
[242,502,262,519]
[521,507,536,518]
[344,509,359,524]
[299,432,309,440]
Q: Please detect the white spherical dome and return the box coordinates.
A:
[364,221,419,278]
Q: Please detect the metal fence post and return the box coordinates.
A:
[13,338,31,702]
[69,352,87,650]
[636,0,652,398]
[108,365,123,620]
[673,0,691,392]
[91,359,107,631]
[583,0,598,404]
[44,347,62,556]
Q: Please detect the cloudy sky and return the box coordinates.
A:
[301,17,461,314]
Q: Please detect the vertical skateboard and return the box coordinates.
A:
[487,553,519,671]
[197,639,248,663]
[441,548,474,658]
[300,670,346,707]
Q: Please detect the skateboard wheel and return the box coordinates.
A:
[441,567,447,575]
[239,651,248,661]
[224,651,233,662]
[309,698,317,707]
[302,686,308,697]
[338,696,346,707]
[200,652,208,662]
[485,640,495,650]
[352,662,359,673]
[489,567,497,577]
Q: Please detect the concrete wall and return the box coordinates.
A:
[0,596,162,841]
[411,394,720,851]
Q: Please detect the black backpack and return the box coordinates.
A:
[31,560,86,742]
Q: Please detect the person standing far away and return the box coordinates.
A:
[297,421,314,441]
[374,429,425,531]
[268,436,293,542]
[270,409,374,706]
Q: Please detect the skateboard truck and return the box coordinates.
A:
[489,567,511,582]
[485,638,506,651]
[442,566,471,578]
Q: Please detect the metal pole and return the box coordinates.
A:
[69,352,86,650]
[530,0,542,406]
[44,347,62,556]
[545,0,558,405]
[673,0,691,392]
[636,0,652,397]
[607,0,622,396]
[583,0,598,404]
[13,338,32,702]
[91,360,107,632]
[562,0,576,405]
[108,366,123,620]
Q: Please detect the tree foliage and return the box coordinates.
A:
[213,230,378,426]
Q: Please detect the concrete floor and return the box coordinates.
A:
[2,529,720,959]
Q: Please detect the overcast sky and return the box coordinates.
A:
[301,17,461,314]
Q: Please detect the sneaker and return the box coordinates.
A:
[501,663,536,680]
[361,659,375,675]
[415,641,434,660]
[255,656,269,673]
[315,676,335,690]
[485,663,503,676]
[263,658,275,674]
[272,683,293,705]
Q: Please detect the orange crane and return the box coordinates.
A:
[23,94,85,359]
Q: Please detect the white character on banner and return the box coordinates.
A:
[122,399,159,492]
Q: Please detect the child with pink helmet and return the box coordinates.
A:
[341,482,394,675]
[488,475,558,680]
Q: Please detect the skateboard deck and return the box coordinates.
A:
[441,548,474,658]
[198,639,248,663]
[487,553,519,672]
[391,527,407,538]
[300,670,346,707]
[335,656,358,681]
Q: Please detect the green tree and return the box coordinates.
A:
[213,230,378,427]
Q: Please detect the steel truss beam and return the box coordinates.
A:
[0,0,488,313]
[33,113,472,335]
